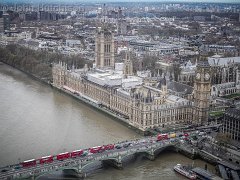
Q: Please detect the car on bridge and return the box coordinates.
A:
[82,151,88,156]
[0,168,10,173]
[179,134,183,137]
[115,144,122,149]
[169,133,176,138]
[123,142,132,148]
[14,165,21,170]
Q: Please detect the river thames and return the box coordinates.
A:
[0,64,215,179]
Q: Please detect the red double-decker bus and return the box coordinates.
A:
[89,146,102,153]
[157,134,169,141]
[107,144,115,150]
[71,150,83,158]
[102,144,114,150]
[39,155,53,164]
[57,152,70,161]
[21,159,36,168]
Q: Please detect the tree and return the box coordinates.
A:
[0,45,93,82]
[142,55,158,72]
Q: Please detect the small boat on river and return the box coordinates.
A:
[174,164,197,180]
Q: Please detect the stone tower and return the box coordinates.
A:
[131,89,154,131]
[157,76,168,98]
[95,27,115,68]
[123,50,133,77]
[52,62,67,88]
[193,60,211,125]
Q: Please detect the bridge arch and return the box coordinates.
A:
[7,143,178,179]
[34,165,79,180]
[153,144,175,156]
[80,159,103,171]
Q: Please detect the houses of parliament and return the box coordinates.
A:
[52,28,211,132]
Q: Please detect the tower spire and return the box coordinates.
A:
[123,49,133,77]
[193,60,211,125]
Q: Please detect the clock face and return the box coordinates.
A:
[205,73,210,80]
[196,73,201,80]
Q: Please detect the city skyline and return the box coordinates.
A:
[0,0,239,178]
[1,0,240,4]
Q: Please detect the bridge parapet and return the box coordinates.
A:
[0,140,179,179]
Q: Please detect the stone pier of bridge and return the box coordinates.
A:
[0,141,179,179]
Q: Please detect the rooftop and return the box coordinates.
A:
[167,95,189,103]
[224,108,240,120]
[208,56,240,66]
[192,167,220,180]
[217,160,240,171]
[167,81,193,95]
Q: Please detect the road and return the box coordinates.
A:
[0,136,178,179]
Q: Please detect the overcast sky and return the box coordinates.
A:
[1,0,240,3]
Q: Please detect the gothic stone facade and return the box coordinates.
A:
[193,61,211,125]
[52,63,196,131]
[95,28,115,68]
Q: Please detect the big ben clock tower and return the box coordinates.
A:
[193,60,211,125]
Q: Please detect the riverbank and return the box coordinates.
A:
[1,62,236,179]
[1,62,146,136]
[52,85,146,136]
[1,61,50,86]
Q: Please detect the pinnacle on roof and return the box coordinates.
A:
[157,76,167,89]
[162,76,167,86]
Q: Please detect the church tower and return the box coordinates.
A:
[123,50,133,77]
[95,27,115,69]
[193,60,211,125]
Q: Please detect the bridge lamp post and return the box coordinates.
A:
[151,145,154,155]
[77,161,81,174]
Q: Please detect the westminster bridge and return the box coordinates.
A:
[0,137,193,180]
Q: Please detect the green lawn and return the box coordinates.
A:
[222,93,240,99]
[209,111,224,117]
